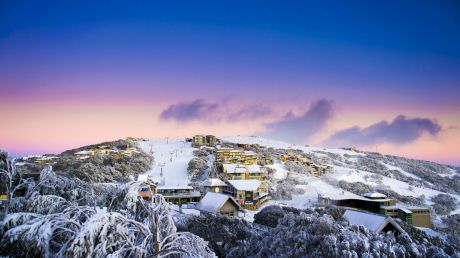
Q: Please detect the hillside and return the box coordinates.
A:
[16,139,154,183]
[220,136,460,217]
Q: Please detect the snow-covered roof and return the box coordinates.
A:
[246,164,261,173]
[196,192,241,213]
[344,210,405,234]
[228,180,261,191]
[200,178,227,187]
[157,185,194,190]
[223,164,261,174]
[399,208,413,214]
[363,192,387,199]
[223,163,244,173]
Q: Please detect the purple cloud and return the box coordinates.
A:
[262,99,334,144]
[159,99,273,123]
[324,115,442,147]
[159,99,218,122]
[227,105,273,122]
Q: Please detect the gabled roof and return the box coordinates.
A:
[228,179,261,191]
[200,178,227,187]
[196,192,242,213]
[344,209,406,234]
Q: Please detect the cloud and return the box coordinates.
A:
[227,105,273,122]
[262,99,334,144]
[324,115,442,147]
[159,99,273,123]
[159,99,218,122]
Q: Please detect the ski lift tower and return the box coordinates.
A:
[149,144,154,155]
[158,162,166,177]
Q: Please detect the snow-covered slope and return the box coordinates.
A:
[137,139,194,186]
[221,135,460,214]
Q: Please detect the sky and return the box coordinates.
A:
[1,1,459,165]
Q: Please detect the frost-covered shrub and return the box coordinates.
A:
[51,140,154,183]
[0,166,216,258]
[227,210,456,257]
[431,194,458,215]
[193,149,211,160]
[187,157,208,182]
[284,161,313,175]
[338,181,373,196]
[178,213,252,256]
[442,214,460,249]
[254,205,285,227]
[270,176,305,200]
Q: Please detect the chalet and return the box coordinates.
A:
[225,179,269,210]
[344,209,406,235]
[380,205,432,228]
[196,192,242,216]
[200,178,227,194]
[155,185,201,205]
[222,164,267,183]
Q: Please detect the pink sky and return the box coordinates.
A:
[1,97,459,166]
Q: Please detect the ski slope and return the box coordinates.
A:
[137,139,194,186]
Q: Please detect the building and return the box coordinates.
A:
[225,179,269,210]
[200,178,227,194]
[196,192,242,216]
[236,143,260,150]
[222,164,267,187]
[35,155,58,165]
[241,151,258,165]
[280,152,310,164]
[192,135,218,147]
[155,185,201,205]
[309,164,334,177]
[318,192,397,213]
[257,155,274,166]
[216,147,257,164]
[205,135,218,145]
[192,135,206,146]
[93,145,115,155]
[344,209,406,235]
[380,205,431,228]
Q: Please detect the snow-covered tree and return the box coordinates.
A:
[0,205,95,257]
[0,155,35,216]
